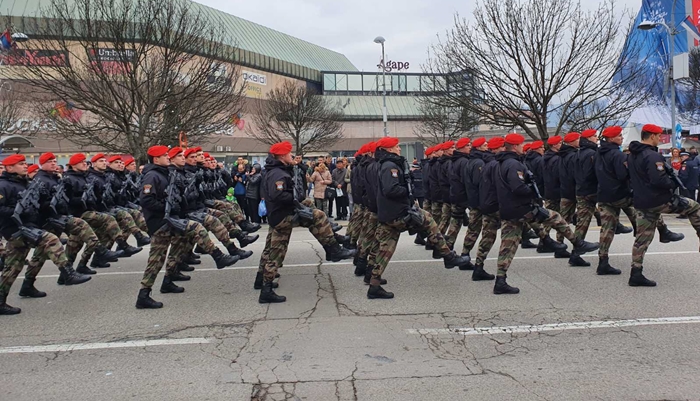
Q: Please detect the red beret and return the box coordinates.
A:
[123,156,135,166]
[424,146,433,156]
[488,137,505,150]
[203,152,211,158]
[91,153,106,163]
[602,126,623,138]
[472,137,486,148]
[456,138,471,149]
[441,140,455,150]
[505,133,525,145]
[530,140,544,149]
[366,142,378,153]
[2,154,25,166]
[581,129,597,138]
[27,164,39,174]
[184,148,197,158]
[147,145,169,158]
[39,152,56,165]
[547,136,562,145]
[642,124,663,134]
[523,144,531,152]
[68,153,86,166]
[354,150,361,158]
[357,144,367,155]
[564,132,581,143]
[269,141,293,156]
[167,147,183,159]
[375,137,400,149]
[107,155,122,163]
[191,146,202,153]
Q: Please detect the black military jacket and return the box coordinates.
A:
[574,138,598,197]
[628,141,676,209]
[63,169,89,216]
[263,157,296,228]
[558,144,578,200]
[449,151,470,206]
[351,156,365,207]
[595,140,631,203]
[495,151,535,220]
[0,172,29,239]
[437,155,453,203]
[428,158,442,203]
[377,150,410,223]
[524,151,544,195]
[479,152,500,214]
[542,149,561,200]
[363,158,380,214]
[139,164,170,235]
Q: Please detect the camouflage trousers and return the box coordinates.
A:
[0,240,5,258]
[357,212,379,260]
[262,209,336,283]
[128,208,148,233]
[544,199,564,242]
[0,232,69,299]
[497,209,576,277]
[632,198,700,268]
[438,203,452,235]
[475,212,500,266]
[431,202,444,228]
[76,211,123,247]
[112,208,142,245]
[167,213,235,271]
[29,217,99,276]
[257,229,275,273]
[574,195,597,242]
[207,207,241,238]
[346,204,365,245]
[372,208,450,279]
[560,198,576,224]
[212,199,245,224]
[598,198,636,258]
[462,208,484,255]
[445,204,468,249]
[423,199,432,212]
[140,221,217,289]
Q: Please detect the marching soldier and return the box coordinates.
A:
[437,141,455,234]
[428,145,445,231]
[27,164,39,179]
[135,146,239,309]
[369,137,472,299]
[570,129,599,267]
[494,134,599,294]
[460,137,488,268]
[627,124,699,287]
[0,155,91,315]
[345,148,364,251]
[445,138,471,250]
[105,156,150,236]
[541,136,569,256]
[351,143,373,276]
[559,133,580,226]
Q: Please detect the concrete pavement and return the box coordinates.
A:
[1,217,700,400]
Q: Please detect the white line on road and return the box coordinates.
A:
[0,337,210,354]
[407,316,700,336]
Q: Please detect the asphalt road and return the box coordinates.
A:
[2,216,700,401]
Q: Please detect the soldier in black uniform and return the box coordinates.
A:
[349,146,368,274]
[437,141,455,234]
[559,133,580,226]
[105,155,150,239]
[627,124,700,286]
[570,129,599,267]
[428,146,445,230]
[422,147,435,214]
[541,136,570,256]
[445,138,471,250]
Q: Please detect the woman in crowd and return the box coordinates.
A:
[245,163,263,224]
[308,160,333,216]
[234,163,248,219]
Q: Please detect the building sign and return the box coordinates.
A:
[87,48,135,74]
[0,49,70,67]
[4,118,57,134]
[243,71,267,85]
[245,84,262,98]
[379,60,410,72]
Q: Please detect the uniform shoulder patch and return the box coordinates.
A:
[390,169,399,178]
[143,184,152,194]
[655,162,664,171]
[275,180,284,191]
[517,171,524,180]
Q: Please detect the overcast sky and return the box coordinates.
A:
[194,0,643,72]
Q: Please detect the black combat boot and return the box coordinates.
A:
[90,258,110,269]
[0,295,21,315]
[235,232,260,248]
[354,256,367,276]
[76,263,96,275]
[414,235,426,246]
[194,244,207,254]
[629,267,656,287]
[367,278,394,299]
[523,229,538,240]
[170,271,191,281]
[615,223,633,234]
[568,252,591,267]
[554,249,571,259]
[136,288,163,309]
[572,239,599,255]
[227,243,253,260]
[160,276,185,293]
[259,282,286,303]
[60,265,92,285]
[537,236,568,253]
[253,272,279,290]
[94,244,120,262]
[432,248,443,259]
[425,243,434,251]
[18,279,47,298]
[472,264,495,281]
[596,257,621,275]
[520,238,537,249]
[364,267,387,285]
[240,220,261,233]
[210,248,240,269]
[116,239,143,257]
[135,232,151,246]
[185,252,201,265]
[459,253,474,271]
[177,262,195,272]
[658,227,685,243]
[334,233,351,246]
[493,275,519,294]
[345,241,357,250]
[443,251,471,269]
[324,244,356,262]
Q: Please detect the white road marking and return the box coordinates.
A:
[0,338,210,354]
[34,250,700,278]
[407,316,700,336]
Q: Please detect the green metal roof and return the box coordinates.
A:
[2,0,357,80]
[323,95,423,120]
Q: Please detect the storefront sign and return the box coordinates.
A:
[380,60,410,72]
[0,49,70,67]
[4,118,57,134]
[243,71,267,85]
[87,48,135,74]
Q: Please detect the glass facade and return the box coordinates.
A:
[321,71,462,96]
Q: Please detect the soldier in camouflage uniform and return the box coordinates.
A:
[559,133,580,227]
[105,156,150,235]
[349,142,375,277]
[459,138,489,262]
[627,124,699,287]
[570,129,599,266]
[345,150,365,250]
[444,138,471,250]
[436,141,456,235]
[369,137,472,299]
[428,146,445,230]
[541,136,567,254]
[258,141,355,304]
[0,155,91,315]
[135,146,239,309]
[494,134,599,294]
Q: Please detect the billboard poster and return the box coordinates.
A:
[0,49,70,67]
[86,48,135,74]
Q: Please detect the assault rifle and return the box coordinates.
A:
[292,165,313,227]
[523,168,544,204]
[81,177,99,210]
[12,179,45,245]
[164,170,189,233]
[50,181,69,215]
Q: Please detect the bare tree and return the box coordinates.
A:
[249,81,343,155]
[424,0,650,141]
[0,81,20,133]
[413,97,478,146]
[3,0,245,162]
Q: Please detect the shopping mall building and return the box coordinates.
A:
[0,0,500,165]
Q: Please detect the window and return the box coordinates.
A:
[216,145,224,152]
[225,146,232,152]
[406,75,420,92]
[335,73,348,91]
[348,73,362,92]
[324,74,336,91]
[363,73,378,93]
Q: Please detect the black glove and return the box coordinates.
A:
[532,205,550,223]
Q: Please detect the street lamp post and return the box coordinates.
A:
[374,36,388,137]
